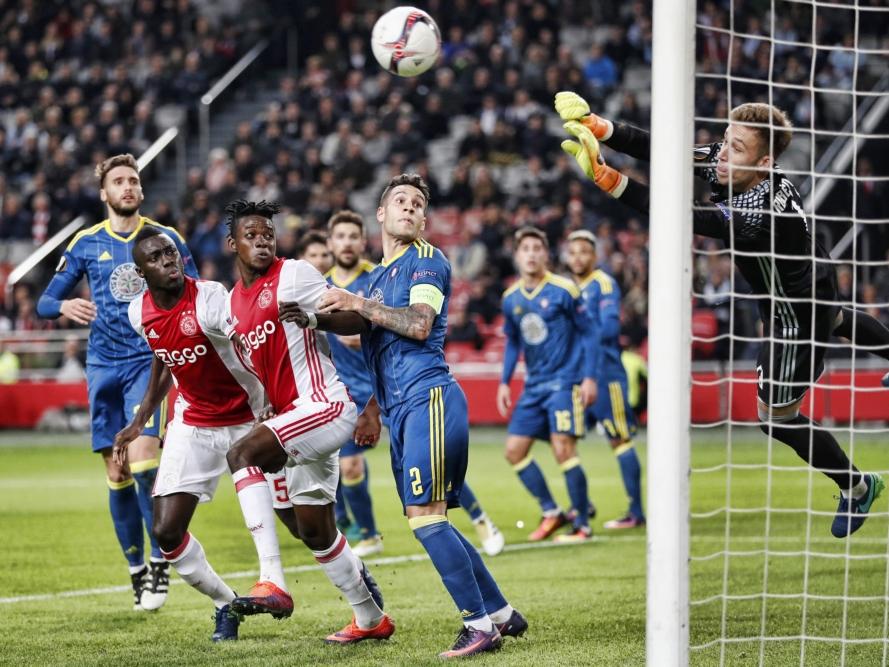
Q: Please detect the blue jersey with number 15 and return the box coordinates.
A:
[37,218,197,367]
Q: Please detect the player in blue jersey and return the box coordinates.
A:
[288,174,526,658]
[324,210,505,558]
[324,210,384,557]
[566,230,645,529]
[36,154,198,610]
[497,226,598,543]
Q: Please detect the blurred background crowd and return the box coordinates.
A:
[0,0,886,378]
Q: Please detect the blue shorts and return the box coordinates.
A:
[508,385,585,441]
[585,379,637,442]
[86,360,167,452]
[340,389,372,458]
[387,382,468,511]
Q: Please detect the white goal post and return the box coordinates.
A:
[647,0,695,664]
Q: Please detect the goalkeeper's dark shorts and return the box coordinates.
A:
[755,303,838,408]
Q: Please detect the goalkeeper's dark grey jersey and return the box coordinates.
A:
[692,142,838,321]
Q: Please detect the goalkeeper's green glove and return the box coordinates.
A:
[561,120,627,197]
[554,91,613,140]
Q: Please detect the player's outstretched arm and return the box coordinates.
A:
[112,357,172,466]
[37,253,95,323]
[279,300,370,335]
[317,287,436,341]
[555,91,651,161]
[562,121,734,241]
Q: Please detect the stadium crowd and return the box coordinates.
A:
[1,0,887,368]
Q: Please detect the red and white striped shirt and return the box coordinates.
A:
[226,257,349,414]
[129,277,263,427]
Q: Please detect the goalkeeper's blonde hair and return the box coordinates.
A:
[729,103,793,159]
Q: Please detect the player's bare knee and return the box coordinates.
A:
[152,521,185,553]
[226,444,249,472]
[504,438,530,465]
[340,455,364,481]
[551,437,577,464]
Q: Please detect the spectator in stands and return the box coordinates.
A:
[56,334,86,383]
[447,303,484,351]
[0,340,20,384]
[0,192,32,240]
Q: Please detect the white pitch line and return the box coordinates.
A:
[4,531,888,605]
[0,539,587,605]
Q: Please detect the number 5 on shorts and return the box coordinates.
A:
[409,467,423,496]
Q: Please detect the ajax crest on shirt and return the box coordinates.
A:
[258,287,274,309]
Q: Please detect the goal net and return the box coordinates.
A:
[648,0,889,664]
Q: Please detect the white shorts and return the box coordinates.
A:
[154,420,254,503]
[263,399,356,506]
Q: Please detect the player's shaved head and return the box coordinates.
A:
[131,225,168,267]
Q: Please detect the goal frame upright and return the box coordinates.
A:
[647,0,695,664]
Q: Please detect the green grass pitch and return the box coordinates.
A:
[1,426,887,666]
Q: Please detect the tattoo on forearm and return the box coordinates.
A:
[358,301,435,339]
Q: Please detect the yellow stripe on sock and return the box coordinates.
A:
[572,385,584,436]
[408,514,448,530]
[560,456,582,472]
[129,457,160,473]
[614,442,634,457]
[342,474,366,487]
[107,477,135,490]
[512,454,535,472]
[610,383,629,440]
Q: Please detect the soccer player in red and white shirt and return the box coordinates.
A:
[111,226,264,641]
[222,200,393,644]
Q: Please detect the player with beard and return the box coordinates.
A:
[37,154,198,610]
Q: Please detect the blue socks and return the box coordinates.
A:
[131,461,161,560]
[451,528,507,614]
[342,462,378,538]
[411,516,486,621]
[459,483,484,522]
[108,478,144,568]
[334,476,350,526]
[513,455,557,513]
[615,443,644,519]
[561,457,590,529]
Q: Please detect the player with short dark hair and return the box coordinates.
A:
[555,91,889,537]
[498,226,598,543]
[298,229,333,273]
[566,229,645,529]
[36,154,198,609]
[222,199,393,645]
[287,174,526,658]
[324,210,384,557]
[112,227,263,640]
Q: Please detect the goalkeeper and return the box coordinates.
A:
[554,91,889,538]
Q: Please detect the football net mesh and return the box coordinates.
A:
[688,0,889,664]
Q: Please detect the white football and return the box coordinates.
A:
[371,6,441,77]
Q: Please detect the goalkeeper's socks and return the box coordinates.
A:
[341,466,378,539]
[513,455,558,513]
[163,532,235,608]
[761,416,861,491]
[834,307,889,362]
[231,466,288,592]
[615,443,645,519]
[459,482,484,522]
[108,478,145,567]
[451,526,508,615]
[411,516,488,626]
[561,458,590,529]
[131,459,160,559]
[313,532,383,629]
